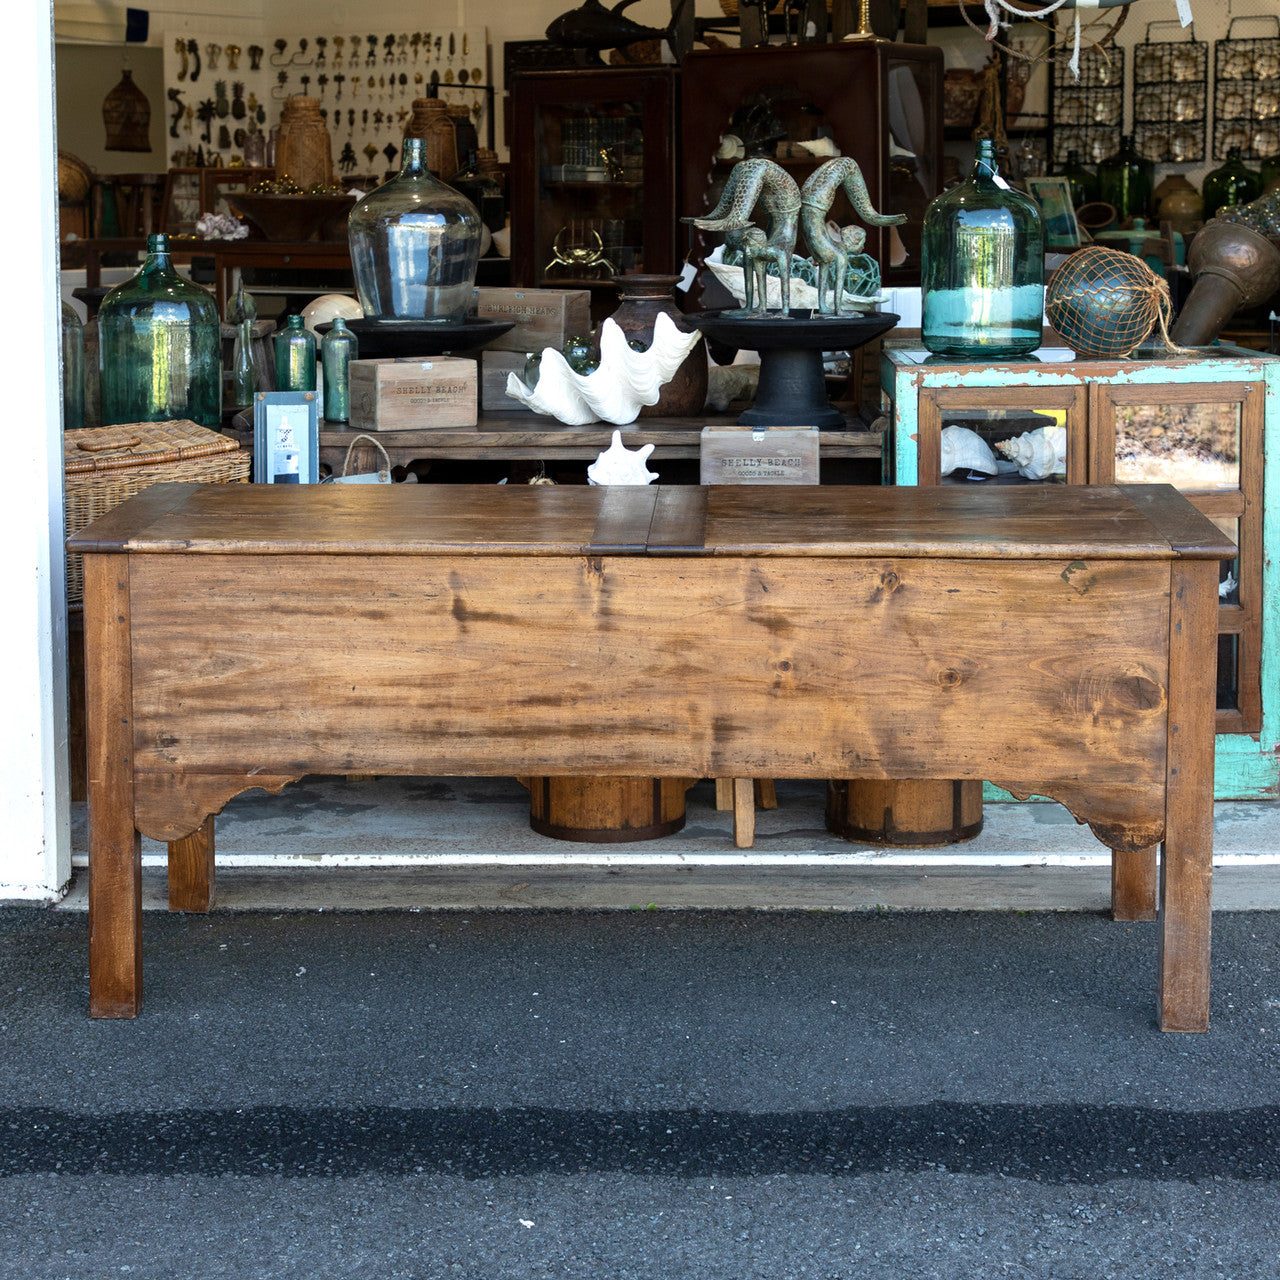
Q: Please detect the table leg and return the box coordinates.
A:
[83,555,142,1019]
[168,816,216,913]
[732,777,755,848]
[1111,846,1158,921]
[1158,561,1217,1032]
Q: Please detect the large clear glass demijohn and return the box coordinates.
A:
[921,139,1044,358]
[347,136,483,322]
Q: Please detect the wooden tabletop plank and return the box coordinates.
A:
[71,481,1233,562]
[1118,484,1240,560]
[589,487,659,553]
[646,488,707,554]
[66,482,198,554]
[692,486,1210,560]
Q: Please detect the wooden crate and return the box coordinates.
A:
[700,426,820,485]
[348,357,478,432]
[474,287,591,353]
[479,350,535,414]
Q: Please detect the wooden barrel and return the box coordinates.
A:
[274,96,333,190]
[825,779,983,846]
[525,776,691,842]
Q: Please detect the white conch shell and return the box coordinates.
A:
[504,313,703,426]
[587,430,657,486]
[939,425,998,477]
[995,425,1067,480]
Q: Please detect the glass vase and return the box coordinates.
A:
[321,316,358,423]
[920,139,1045,359]
[61,301,84,432]
[1097,135,1154,222]
[274,314,316,392]
[1055,150,1098,208]
[98,233,222,428]
[1204,148,1263,220]
[347,136,482,322]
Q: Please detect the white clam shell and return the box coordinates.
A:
[587,429,657,486]
[939,425,998,477]
[503,313,703,426]
[995,426,1067,481]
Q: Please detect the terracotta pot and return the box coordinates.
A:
[1155,175,1204,236]
[608,274,708,419]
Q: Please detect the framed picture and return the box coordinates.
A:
[253,391,319,485]
[1027,176,1083,249]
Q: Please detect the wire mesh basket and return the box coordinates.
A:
[1213,17,1280,161]
[1052,46,1126,167]
[1132,23,1206,164]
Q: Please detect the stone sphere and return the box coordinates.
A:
[1045,246,1166,359]
[300,292,363,335]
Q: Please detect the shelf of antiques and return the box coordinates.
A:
[680,39,943,309]
[507,67,680,308]
[881,342,1280,794]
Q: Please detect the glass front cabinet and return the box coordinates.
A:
[883,343,1280,797]
[508,67,679,313]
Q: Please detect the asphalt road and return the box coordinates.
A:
[3,904,1280,1279]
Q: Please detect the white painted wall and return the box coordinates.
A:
[1,0,71,899]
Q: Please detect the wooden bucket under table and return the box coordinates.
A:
[522,776,693,843]
[826,778,984,846]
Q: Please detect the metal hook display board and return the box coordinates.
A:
[1132,21,1206,164]
[1213,16,1280,161]
[1051,45,1126,167]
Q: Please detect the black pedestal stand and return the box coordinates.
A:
[687,310,900,428]
[318,317,514,358]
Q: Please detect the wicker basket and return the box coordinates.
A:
[64,420,250,605]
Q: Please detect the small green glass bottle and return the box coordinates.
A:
[321,316,359,423]
[98,232,222,427]
[274,314,317,392]
[61,301,84,432]
[230,318,257,409]
[1203,148,1263,219]
[1098,135,1154,222]
[921,138,1045,359]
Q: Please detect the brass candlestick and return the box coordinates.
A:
[841,0,883,41]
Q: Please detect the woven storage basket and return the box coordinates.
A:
[64,420,249,605]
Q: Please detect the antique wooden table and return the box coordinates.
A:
[70,482,1230,1029]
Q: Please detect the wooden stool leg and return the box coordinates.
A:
[1111,846,1158,922]
[168,816,215,913]
[715,777,734,810]
[732,776,755,848]
[754,779,778,810]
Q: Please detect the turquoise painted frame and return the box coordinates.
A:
[882,343,1280,801]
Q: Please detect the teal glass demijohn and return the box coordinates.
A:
[347,135,483,322]
[60,301,84,431]
[274,314,317,392]
[98,233,221,427]
[321,316,358,422]
[921,139,1045,358]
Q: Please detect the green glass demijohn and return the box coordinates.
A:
[1203,148,1263,219]
[321,315,359,423]
[60,301,84,432]
[98,233,221,428]
[1055,150,1099,209]
[921,138,1045,358]
[347,135,483,322]
[1097,135,1154,222]
[274,314,317,392]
